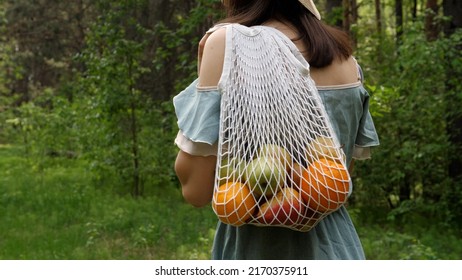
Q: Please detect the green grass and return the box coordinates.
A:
[354,210,462,260]
[0,144,217,259]
[1,144,461,260]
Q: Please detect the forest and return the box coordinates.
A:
[0,0,461,259]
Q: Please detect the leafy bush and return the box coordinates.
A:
[353,20,462,226]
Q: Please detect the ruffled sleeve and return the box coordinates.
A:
[353,93,380,160]
[173,79,221,155]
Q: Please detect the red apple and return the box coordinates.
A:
[256,187,304,226]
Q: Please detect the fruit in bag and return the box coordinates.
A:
[299,158,349,212]
[258,144,292,170]
[212,182,257,226]
[306,136,345,164]
[218,157,246,185]
[244,156,287,197]
[256,187,304,225]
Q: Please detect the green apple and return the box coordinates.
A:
[244,156,287,197]
[258,144,292,170]
[218,157,246,185]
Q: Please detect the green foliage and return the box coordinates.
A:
[358,217,462,260]
[353,19,462,226]
[0,7,22,143]
[76,7,148,195]
[70,1,186,196]
[153,0,224,91]
[360,226,439,260]
[3,89,80,167]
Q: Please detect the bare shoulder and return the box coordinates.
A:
[310,56,360,87]
[198,28,227,87]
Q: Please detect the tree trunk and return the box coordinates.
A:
[326,0,343,27]
[411,0,418,20]
[341,0,359,46]
[443,0,462,181]
[128,56,142,197]
[375,0,382,35]
[342,0,351,33]
[350,0,358,47]
[395,0,403,46]
[374,0,383,63]
[425,0,439,41]
[443,0,462,33]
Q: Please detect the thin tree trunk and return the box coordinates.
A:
[350,0,358,47]
[412,0,418,20]
[375,0,382,35]
[425,0,439,41]
[375,0,383,62]
[342,0,351,33]
[326,0,343,27]
[128,56,141,197]
[396,0,403,46]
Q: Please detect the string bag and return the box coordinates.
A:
[211,24,351,232]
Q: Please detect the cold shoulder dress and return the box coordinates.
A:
[173,24,379,260]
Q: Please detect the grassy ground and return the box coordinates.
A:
[0,144,461,260]
[0,144,217,259]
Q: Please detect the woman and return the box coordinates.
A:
[174,0,379,259]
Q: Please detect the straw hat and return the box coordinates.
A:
[299,0,321,20]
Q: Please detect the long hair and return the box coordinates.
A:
[218,0,352,68]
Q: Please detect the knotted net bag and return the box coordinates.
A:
[212,25,351,232]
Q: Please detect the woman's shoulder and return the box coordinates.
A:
[317,83,370,109]
[199,23,266,88]
[198,26,227,88]
[208,23,270,37]
[311,56,362,87]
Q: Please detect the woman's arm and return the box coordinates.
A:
[174,28,226,207]
[175,151,217,207]
[197,28,226,87]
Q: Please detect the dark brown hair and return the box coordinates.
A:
[218,0,352,68]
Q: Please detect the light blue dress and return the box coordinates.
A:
[173,25,379,260]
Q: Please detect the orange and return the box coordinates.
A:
[212,182,257,226]
[299,158,350,213]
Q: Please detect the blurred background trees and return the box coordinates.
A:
[0,0,461,229]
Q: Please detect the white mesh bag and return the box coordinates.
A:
[212,24,351,232]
